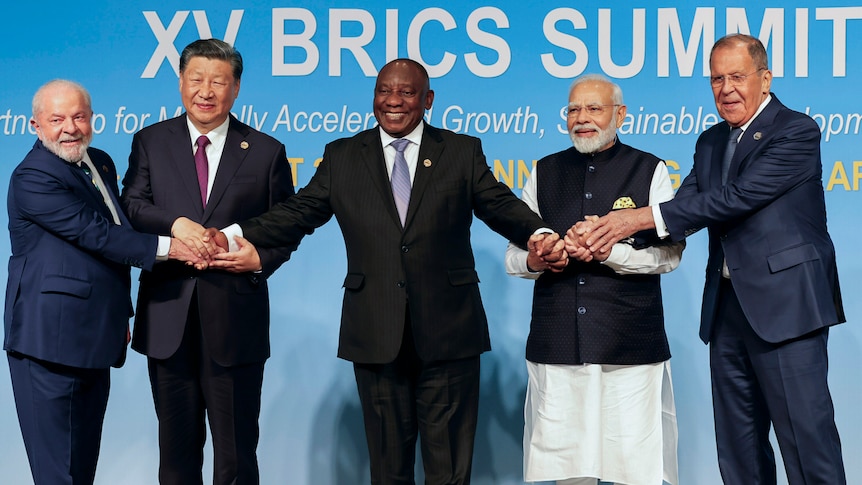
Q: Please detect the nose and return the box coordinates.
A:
[62,117,79,134]
[198,82,214,99]
[384,91,403,106]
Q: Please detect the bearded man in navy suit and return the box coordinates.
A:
[571,34,845,484]
[5,80,199,485]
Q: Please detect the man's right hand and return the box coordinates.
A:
[203,227,230,252]
[168,238,207,269]
[171,217,220,260]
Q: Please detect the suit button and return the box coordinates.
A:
[396,281,405,288]
[577,306,586,315]
[578,277,586,285]
[401,246,409,253]
[585,192,592,199]
[588,165,596,173]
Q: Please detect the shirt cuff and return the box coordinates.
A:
[156,236,171,261]
[222,223,243,252]
[652,205,670,239]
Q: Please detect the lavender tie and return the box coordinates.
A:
[195,135,211,207]
[390,139,412,226]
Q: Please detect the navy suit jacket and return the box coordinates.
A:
[660,95,845,344]
[4,141,158,369]
[240,123,545,364]
[121,115,295,366]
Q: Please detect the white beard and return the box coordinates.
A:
[43,134,91,163]
[570,123,617,154]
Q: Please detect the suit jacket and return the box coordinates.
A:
[121,114,295,366]
[660,95,845,344]
[240,123,545,364]
[4,141,158,369]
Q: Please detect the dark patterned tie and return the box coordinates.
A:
[390,138,411,226]
[721,127,742,185]
[195,135,211,207]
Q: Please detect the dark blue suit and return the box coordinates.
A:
[5,141,158,484]
[660,95,846,484]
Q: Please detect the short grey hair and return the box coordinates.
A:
[568,74,623,105]
[32,79,92,118]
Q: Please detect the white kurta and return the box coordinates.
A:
[505,159,683,485]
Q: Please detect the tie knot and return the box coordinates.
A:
[729,127,742,142]
[391,138,410,153]
[196,135,211,150]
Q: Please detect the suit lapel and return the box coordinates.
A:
[406,125,443,229]
[360,130,403,228]
[204,117,249,221]
[729,95,783,180]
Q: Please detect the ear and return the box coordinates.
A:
[761,69,773,94]
[424,89,434,110]
[614,105,627,128]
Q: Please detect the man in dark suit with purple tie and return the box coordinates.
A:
[571,34,846,484]
[5,79,199,485]
[120,39,295,484]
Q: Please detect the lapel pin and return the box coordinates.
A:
[240,141,249,150]
[102,165,109,173]
[753,132,762,140]
[423,159,432,167]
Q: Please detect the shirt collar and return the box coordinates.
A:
[737,93,773,134]
[187,116,230,147]
[379,122,424,149]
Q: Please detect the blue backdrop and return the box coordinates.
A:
[1,1,860,484]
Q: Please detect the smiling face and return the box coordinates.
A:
[710,43,772,128]
[566,80,626,154]
[179,56,240,133]
[373,60,434,138]
[31,82,93,163]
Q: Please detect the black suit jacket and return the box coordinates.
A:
[121,115,295,366]
[660,95,844,344]
[241,123,544,363]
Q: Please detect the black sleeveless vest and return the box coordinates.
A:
[527,141,671,365]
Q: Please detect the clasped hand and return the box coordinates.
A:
[167,218,261,273]
[526,233,569,273]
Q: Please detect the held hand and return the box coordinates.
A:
[203,227,230,252]
[171,217,219,260]
[526,233,569,272]
[168,238,207,269]
[583,208,652,255]
[565,219,596,262]
[208,236,262,273]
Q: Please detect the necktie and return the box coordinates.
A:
[721,127,742,185]
[390,138,412,226]
[78,160,121,224]
[195,135,211,207]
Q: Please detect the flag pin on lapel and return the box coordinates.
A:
[753,132,762,140]
[240,141,249,149]
[423,159,432,167]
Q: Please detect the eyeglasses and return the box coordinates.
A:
[565,104,620,117]
[709,68,765,87]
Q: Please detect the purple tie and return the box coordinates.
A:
[390,139,411,226]
[195,135,211,207]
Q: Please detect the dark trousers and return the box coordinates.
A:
[710,279,845,485]
[354,322,480,485]
[148,297,265,485]
[7,352,110,485]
